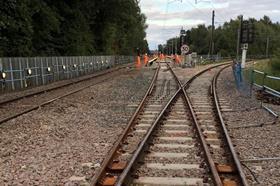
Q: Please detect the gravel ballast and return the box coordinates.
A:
[217,66,280,185]
[0,64,133,104]
[0,67,154,185]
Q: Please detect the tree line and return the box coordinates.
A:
[159,16,280,58]
[0,0,149,57]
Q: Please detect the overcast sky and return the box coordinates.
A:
[140,0,280,50]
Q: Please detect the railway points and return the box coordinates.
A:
[0,58,279,186]
[1,1,280,185]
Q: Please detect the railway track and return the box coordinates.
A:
[92,60,248,186]
[91,61,179,185]
[0,63,137,125]
[186,64,248,186]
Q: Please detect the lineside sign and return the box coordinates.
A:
[180,44,189,54]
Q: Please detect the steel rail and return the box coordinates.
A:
[116,62,231,186]
[0,63,134,106]
[90,63,161,186]
[116,80,182,186]
[183,62,231,90]
[0,59,158,125]
[212,65,249,186]
[167,63,223,186]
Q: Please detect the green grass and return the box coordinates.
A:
[253,59,280,76]
[244,59,280,91]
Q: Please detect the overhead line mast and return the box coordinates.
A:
[210,10,215,59]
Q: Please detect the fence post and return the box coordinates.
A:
[250,69,254,97]
[260,72,266,107]
[56,57,59,81]
[34,57,39,86]
[9,58,15,90]
[18,58,24,89]
[41,58,45,85]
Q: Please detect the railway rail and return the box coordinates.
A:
[186,64,249,186]
[0,63,136,125]
[212,65,249,185]
[214,65,280,185]
[91,61,179,185]
[0,57,248,185]
[92,60,248,186]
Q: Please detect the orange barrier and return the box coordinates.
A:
[175,54,181,64]
[144,54,149,66]
[159,53,165,60]
[136,56,141,69]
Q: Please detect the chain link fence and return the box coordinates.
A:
[232,62,252,97]
[234,61,280,117]
[0,56,134,93]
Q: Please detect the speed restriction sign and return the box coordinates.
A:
[181,44,189,54]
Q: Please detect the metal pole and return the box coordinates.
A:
[260,73,266,108]
[236,16,243,60]
[41,58,45,85]
[172,39,174,55]
[175,37,177,54]
[56,57,59,80]
[18,58,24,89]
[241,45,247,68]
[210,10,215,59]
[35,57,39,86]
[9,58,15,90]
[236,29,240,60]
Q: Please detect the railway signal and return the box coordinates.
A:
[240,19,255,68]
[179,28,187,51]
[240,20,255,44]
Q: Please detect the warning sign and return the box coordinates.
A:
[180,44,189,54]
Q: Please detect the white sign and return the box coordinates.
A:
[181,44,189,54]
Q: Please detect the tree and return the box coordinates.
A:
[189,24,209,54]
[162,15,280,58]
[0,0,33,56]
[0,0,148,56]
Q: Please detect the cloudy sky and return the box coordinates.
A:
[139,0,280,50]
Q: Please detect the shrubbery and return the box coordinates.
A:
[271,48,280,70]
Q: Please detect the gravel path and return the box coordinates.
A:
[0,67,154,185]
[217,66,280,185]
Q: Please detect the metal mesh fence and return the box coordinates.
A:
[236,61,280,117]
[0,56,134,93]
[232,62,252,97]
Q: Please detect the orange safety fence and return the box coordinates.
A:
[144,54,149,66]
[135,56,141,69]
[175,54,181,64]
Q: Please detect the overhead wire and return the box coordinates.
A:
[162,0,183,42]
[209,0,228,25]
[160,0,228,49]
[209,3,225,27]
[185,0,213,21]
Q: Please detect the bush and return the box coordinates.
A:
[271,48,280,70]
